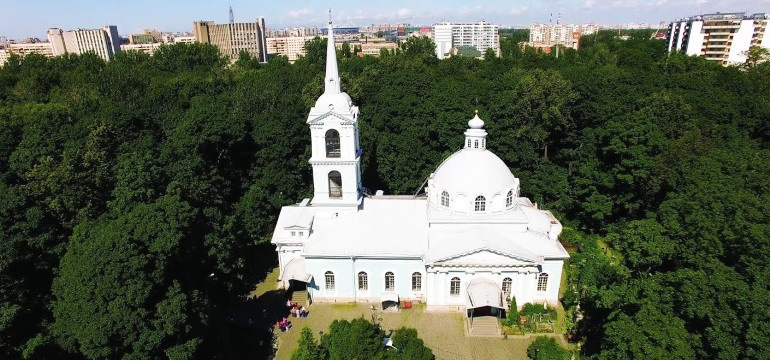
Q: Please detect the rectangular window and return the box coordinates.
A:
[291,231,296,236]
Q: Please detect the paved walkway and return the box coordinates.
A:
[251,268,567,360]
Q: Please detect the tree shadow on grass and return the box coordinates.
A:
[208,288,290,360]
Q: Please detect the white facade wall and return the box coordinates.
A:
[433,24,453,59]
[424,263,563,309]
[728,19,755,64]
[685,22,705,56]
[432,22,499,59]
[305,257,425,302]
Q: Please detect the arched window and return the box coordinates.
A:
[441,191,450,207]
[325,129,341,158]
[474,196,486,212]
[450,277,460,296]
[325,271,335,291]
[537,273,549,292]
[328,171,342,198]
[506,190,514,208]
[358,271,368,291]
[412,272,422,291]
[502,277,512,299]
[385,272,395,291]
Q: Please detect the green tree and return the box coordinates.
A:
[744,46,770,68]
[386,327,434,360]
[320,318,386,360]
[51,194,203,359]
[527,336,570,360]
[292,327,324,360]
[341,42,351,59]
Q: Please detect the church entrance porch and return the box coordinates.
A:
[465,278,505,337]
[279,258,313,306]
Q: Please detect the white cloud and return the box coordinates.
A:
[583,0,596,8]
[287,8,313,19]
[397,8,412,17]
[510,6,529,16]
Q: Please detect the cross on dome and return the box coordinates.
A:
[464,110,488,150]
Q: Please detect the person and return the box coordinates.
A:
[300,306,308,318]
[286,299,291,307]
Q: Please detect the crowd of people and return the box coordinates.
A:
[277,299,309,332]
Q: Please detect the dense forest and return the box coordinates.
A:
[0,29,768,359]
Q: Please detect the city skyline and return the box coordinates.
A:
[2,0,767,39]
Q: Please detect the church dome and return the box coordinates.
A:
[428,112,520,213]
[315,92,352,113]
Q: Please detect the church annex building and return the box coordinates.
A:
[271,22,569,315]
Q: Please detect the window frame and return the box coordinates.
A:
[325,129,341,158]
[328,170,343,198]
[506,190,513,208]
[450,277,460,297]
[411,272,422,292]
[325,271,335,291]
[474,195,486,212]
[385,271,395,292]
[441,190,450,207]
[502,277,512,299]
[537,273,549,292]
[357,271,368,291]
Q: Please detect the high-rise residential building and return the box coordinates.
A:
[0,42,55,66]
[432,21,500,59]
[667,12,769,66]
[46,26,121,61]
[527,16,599,52]
[266,27,319,38]
[193,19,268,62]
[266,36,316,62]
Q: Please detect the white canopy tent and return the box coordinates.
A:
[465,277,505,310]
[279,258,312,285]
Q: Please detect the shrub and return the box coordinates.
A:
[526,336,570,360]
[521,303,548,318]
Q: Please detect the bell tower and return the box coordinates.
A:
[306,17,362,208]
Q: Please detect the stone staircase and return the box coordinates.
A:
[290,290,310,306]
[468,316,501,337]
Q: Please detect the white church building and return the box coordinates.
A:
[272,21,569,314]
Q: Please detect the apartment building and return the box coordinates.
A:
[266,36,316,62]
[667,12,769,66]
[193,19,268,62]
[47,26,121,61]
[432,21,500,59]
[528,20,599,51]
[0,42,55,66]
[121,43,163,55]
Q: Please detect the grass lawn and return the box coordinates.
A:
[250,267,567,360]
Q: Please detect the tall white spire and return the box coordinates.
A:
[325,11,341,94]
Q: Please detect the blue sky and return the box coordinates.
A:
[1,0,767,39]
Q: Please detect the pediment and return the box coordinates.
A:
[435,248,540,266]
[284,225,309,230]
[307,111,355,125]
